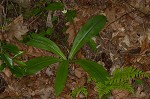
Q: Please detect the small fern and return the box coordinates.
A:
[96,82,134,98]
[109,66,149,84]
[96,66,149,98]
[71,86,88,99]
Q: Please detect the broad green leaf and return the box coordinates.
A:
[3,43,19,54]
[25,56,62,75]
[1,54,13,67]
[88,38,97,52]
[9,66,26,77]
[13,59,27,66]
[27,34,67,60]
[69,15,106,59]
[45,2,64,11]
[54,60,69,96]
[75,59,109,83]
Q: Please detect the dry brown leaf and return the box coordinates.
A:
[6,15,28,40]
[140,36,149,53]
[9,0,31,8]
[65,24,75,45]
[136,85,144,98]
[146,70,150,73]
[65,17,80,46]
[75,68,85,78]
[147,29,150,41]
[112,90,130,99]
[46,11,53,28]
[77,76,86,87]
[3,68,12,78]
[122,35,130,47]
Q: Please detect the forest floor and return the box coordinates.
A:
[0,0,150,99]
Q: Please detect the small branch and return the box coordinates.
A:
[105,10,136,28]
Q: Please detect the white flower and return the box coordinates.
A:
[62,9,67,14]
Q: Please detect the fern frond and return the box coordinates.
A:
[109,66,149,84]
[71,86,88,99]
[96,66,149,98]
[96,82,134,99]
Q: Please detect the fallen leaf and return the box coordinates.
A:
[6,15,28,40]
[46,11,53,28]
[75,68,85,78]
[112,90,130,99]
[77,76,86,87]
[65,17,80,46]
[140,35,149,53]
[9,0,31,8]
[45,68,53,76]
[3,67,12,77]
[122,35,130,47]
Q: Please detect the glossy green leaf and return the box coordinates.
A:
[75,59,109,83]
[3,43,19,54]
[1,54,13,67]
[9,66,26,77]
[88,38,97,52]
[13,59,27,66]
[25,56,62,75]
[54,60,69,96]
[69,15,106,59]
[27,34,67,60]
[45,2,64,11]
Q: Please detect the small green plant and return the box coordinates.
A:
[24,1,64,19]
[71,86,88,99]
[0,41,25,77]
[21,15,108,96]
[1,1,149,97]
[1,1,107,96]
[96,66,149,98]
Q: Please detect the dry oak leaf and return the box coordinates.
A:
[112,90,130,99]
[75,67,85,78]
[6,15,28,40]
[65,17,80,46]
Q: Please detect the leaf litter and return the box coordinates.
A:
[0,0,150,99]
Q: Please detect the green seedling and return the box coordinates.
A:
[25,15,108,96]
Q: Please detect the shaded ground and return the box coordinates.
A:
[0,0,150,99]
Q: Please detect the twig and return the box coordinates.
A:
[105,10,136,29]
[27,12,44,27]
